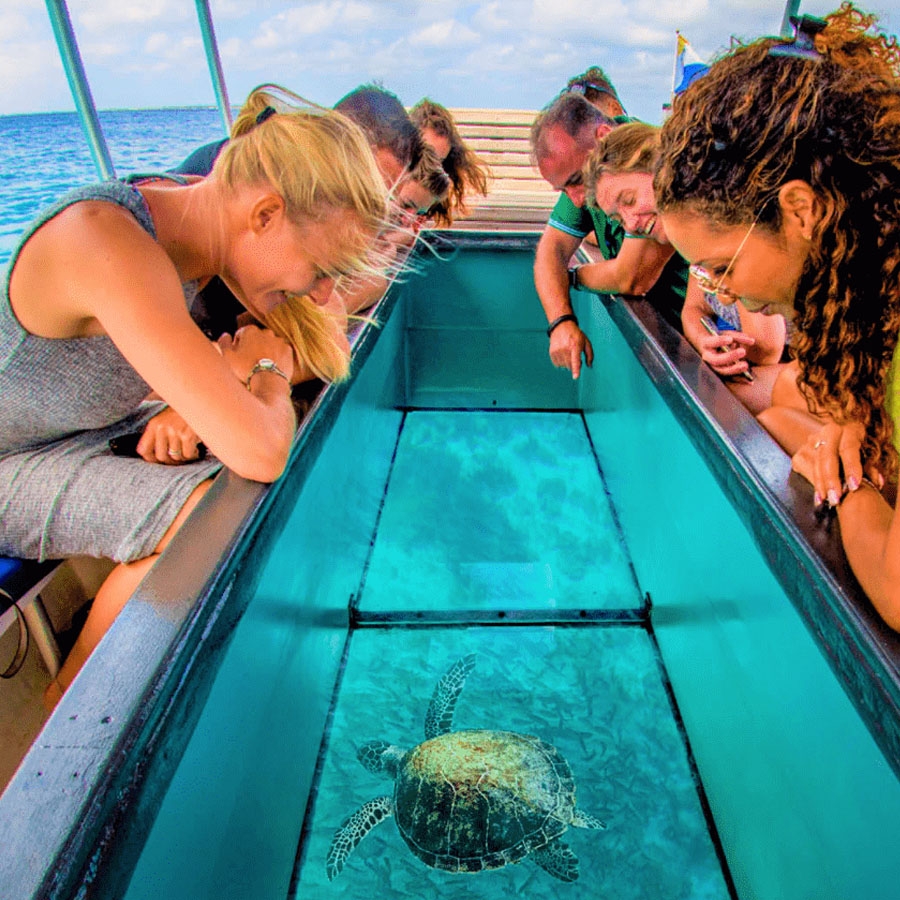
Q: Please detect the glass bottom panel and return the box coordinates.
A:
[294,625,731,900]
[360,412,640,613]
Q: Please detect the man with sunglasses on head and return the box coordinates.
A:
[566,66,627,118]
[531,90,680,379]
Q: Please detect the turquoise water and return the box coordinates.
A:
[116,245,900,899]
[123,404,733,900]
[0,108,225,268]
[361,411,639,612]
[296,626,729,900]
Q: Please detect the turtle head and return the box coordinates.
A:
[357,740,405,777]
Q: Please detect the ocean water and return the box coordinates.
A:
[0,107,226,270]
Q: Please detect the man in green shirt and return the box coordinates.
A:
[531,92,685,378]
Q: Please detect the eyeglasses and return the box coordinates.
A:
[688,215,761,304]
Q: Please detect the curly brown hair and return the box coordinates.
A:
[655,3,900,477]
[410,99,490,225]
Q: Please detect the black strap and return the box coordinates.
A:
[0,588,29,679]
[547,313,579,337]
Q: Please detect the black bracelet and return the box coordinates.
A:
[547,313,578,337]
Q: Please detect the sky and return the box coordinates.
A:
[2,0,898,126]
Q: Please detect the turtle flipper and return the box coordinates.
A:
[424,654,476,739]
[326,796,393,881]
[530,840,579,882]
[572,808,607,830]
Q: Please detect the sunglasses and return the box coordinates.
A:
[568,82,627,115]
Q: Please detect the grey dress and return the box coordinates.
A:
[0,179,222,563]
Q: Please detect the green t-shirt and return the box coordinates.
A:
[547,192,624,261]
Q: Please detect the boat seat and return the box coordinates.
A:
[0,557,63,679]
[442,108,557,233]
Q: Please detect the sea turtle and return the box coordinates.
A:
[326,654,605,883]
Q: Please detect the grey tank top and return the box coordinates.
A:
[0,179,197,458]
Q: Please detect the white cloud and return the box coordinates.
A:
[74,0,190,32]
[408,19,479,48]
[471,0,520,31]
[0,0,897,123]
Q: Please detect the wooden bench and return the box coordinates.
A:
[441,108,556,232]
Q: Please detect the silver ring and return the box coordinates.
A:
[814,440,827,449]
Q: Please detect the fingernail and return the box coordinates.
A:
[814,491,822,507]
[827,489,840,507]
[847,476,859,492]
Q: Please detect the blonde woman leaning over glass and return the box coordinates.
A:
[0,83,389,707]
[654,5,900,626]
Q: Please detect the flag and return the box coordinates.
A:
[673,32,709,95]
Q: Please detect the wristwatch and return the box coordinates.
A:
[567,266,582,290]
[245,358,290,389]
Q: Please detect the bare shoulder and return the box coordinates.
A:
[10,199,175,338]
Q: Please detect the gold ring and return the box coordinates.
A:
[167,448,182,460]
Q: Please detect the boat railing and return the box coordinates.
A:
[44,0,232,182]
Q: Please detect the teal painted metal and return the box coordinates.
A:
[194,0,233,134]
[119,246,900,900]
[44,0,115,180]
[780,0,802,36]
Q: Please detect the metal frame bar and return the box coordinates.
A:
[194,0,233,134]
[781,0,802,37]
[44,0,115,181]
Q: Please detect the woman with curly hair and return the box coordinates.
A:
[654,4,900,625]
[410,99,490,226]
[585,121,788,415]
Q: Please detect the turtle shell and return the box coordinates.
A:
[393,728,576,873]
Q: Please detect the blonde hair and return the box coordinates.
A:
[584,122,660,205]
[263,295,352,383]
[215,84,391,383]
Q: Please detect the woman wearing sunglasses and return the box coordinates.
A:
[584,122,789,415]
[654,5,900,627]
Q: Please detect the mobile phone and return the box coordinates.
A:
[109,431,207,460]
[108,431,142,457]
[699,315,754,383]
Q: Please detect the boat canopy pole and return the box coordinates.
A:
[44,0,115,181]
[194,0,233,134]
[780,0,802,36]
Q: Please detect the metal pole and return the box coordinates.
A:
[780,0,802,37]
[44,0,115,181]
[194,0,233,134]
